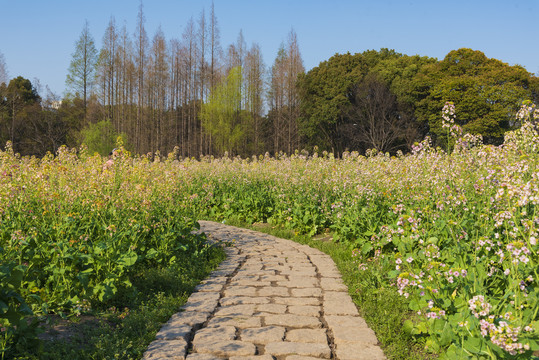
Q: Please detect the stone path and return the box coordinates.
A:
[143,221,386,360]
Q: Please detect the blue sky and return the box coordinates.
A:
[0,0,537,96]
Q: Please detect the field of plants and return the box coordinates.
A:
[1,102,538,359]
[0,143,225,358]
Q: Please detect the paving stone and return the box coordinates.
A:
[323,300,359,316]
[265,342,330,358]
[232,274,259,280]
[265,265,290,273]
[194,340,257,357]
[220,296,271,306]
[186,354,222,360]
[335,343,386,360]
[155,323,192,340]
[195,282,225,292]
[280,269,317,277]
[288,305,321,317]
[287,276,318,285]
[207,316,262,329]
[147,221,385,360]
[319,278,347,292]
[143,339,187,359]
[273,297,320,306]
[290,288,322,297]
[199,277,228,286]
[277,279,317,288]
[264,314,321,328]
[256,303,287,314]
[193,326,237,344]
[224,286,258,297]
[320,271,341,278]
[323,291,352,302]
[181,299,219,313]
[168,311,211,328]
[257,287,290,297]
[259,275,287,282]
[285,356,324,360]
[187,292,221,303]
[215,304,256,317]
[285,329,327,344]
[233,279,272,287]
[210,268,236,277]
[324,315,368,329]
[240,326,286,344]
[332,326,379,345]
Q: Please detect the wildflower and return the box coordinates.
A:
[469,295,492,318]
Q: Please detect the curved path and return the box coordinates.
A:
[143,221,386,360]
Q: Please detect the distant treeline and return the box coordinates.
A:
[0,4,537,157]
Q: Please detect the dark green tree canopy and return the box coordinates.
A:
[298,48,538,152]
[4,76,40,105]
[413,48,538,144]
[297,49,433,153]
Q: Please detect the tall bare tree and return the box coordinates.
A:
[268,44,287,153]
[134,2,148,152]
[245,43,265,153]
[148,27,169,151]
[66,20,98,122]
[0,51,8,86]
[268,29,304,154]
[285,29,304,153]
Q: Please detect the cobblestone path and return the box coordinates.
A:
[143,221,386,360]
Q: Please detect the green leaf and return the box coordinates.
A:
[118,251,138,267]
[462,336,484,354]
[361,242,373,255]
[425,338,440,353]
[403,320,415,335]
[409,298,420,311]
[0,300,8,314]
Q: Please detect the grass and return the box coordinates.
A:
[224,217,436,360]
[16,246,225,360]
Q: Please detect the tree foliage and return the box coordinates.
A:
[200,66,247,155]
[412,48,539,144]
[298,48,538,153]
[80,120,127,156]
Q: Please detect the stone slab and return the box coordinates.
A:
[335,343,386,360]
[265,342,330,358]
[155,323,192,340]
[290,288,322,297]
[285,328,327,344]
[143,339,187,359]
[323,300,358,316]
[256,303,287,314]
[215,304,256,317]
[324,315,368,329]
[207,316,262,329]
[240,326,286,344]
[332,326,379,345]
[264,314,321,328]
[220,296,271,306]
[257,287,290,297]
[193,326,237,344]
[288,305,320,317]
[273,297,321,306]
[194,340,257,357]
